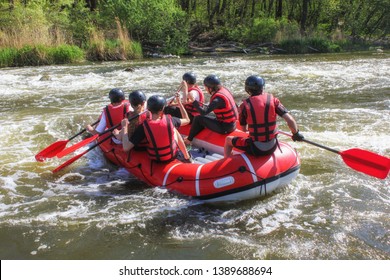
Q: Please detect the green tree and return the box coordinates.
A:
[98,0,189,54]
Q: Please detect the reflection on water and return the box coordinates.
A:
[0,52,389,259]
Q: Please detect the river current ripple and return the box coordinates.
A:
[0,52,389,259]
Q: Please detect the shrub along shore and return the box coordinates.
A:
[0,41,143,68]
[0,0,388,68]
[1,37,385,68]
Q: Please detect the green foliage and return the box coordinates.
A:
[0,1,50,47]
[130,41,143,59]
[99,0,189,54]
[276,19,301,41]
[0,47,17,68]
[279,37,342,54]
[279,39,307,54]
[227,18,299,44]
[308,38,342,53]
[86,39,143,61]
[13,45,48,66]
[248,18,279,43]
[0,44,84,67]
[0,0,388,67]
[67,1,96,47]
[48,45,85,64]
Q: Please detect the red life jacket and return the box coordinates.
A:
[126,110,150,147]
[143,114,177,162]
[137,111,150,147]
[243,93,278,142]
[210,87,238,123]
[128,110,149,124]
[103,101,130,129]
[184,85,205,116]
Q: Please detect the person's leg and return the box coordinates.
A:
[224,136,235,158]
[187,115,208,141]
[188,113,194,124]
[164,106,182,118]
[187,117,235,143]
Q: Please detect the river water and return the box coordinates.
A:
[0,52,389,260]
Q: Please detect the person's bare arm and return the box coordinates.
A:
[177,93,190,126]
[121,118,135,152]
[174,128,190,160]
[282,113,298,134]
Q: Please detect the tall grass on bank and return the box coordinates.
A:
[278,37,342,54]
[0,45,84,67]
[86,19,143,61]
[0,18,142,67]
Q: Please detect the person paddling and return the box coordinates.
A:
[86,88,130,144]
[224,75,304,158]
[113,90,148,143]
[164,72,205,123]
[121,94,192,163]
[184,74,238,145]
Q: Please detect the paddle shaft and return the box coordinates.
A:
[52,111,148,172]
[68,119,100,141]
[168,85,183,105]
[52,134,112,173]
[55,119,123,158]
[35,119,100,161]
[278,130,390,179]
[279,130,348,155]
[99,109,148,134]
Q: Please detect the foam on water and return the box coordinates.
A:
[0,53,389,259]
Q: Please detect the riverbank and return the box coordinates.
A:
[1,40,386,68]
[0,40,143,68]
[1,0,388,68]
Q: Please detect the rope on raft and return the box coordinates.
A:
[163,166,268,197]
[106,148,269,197]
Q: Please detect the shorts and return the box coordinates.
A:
[232,137,277,156]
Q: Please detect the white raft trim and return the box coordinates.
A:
[239,153,258,183]
[162,163,181,187]
[195,164,204,196]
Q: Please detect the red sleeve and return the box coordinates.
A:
[274,97,289,117]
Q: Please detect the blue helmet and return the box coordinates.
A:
[109,88,125,103]
[245,75,265,95]
[129,90,146,107]
[182,72,197,84]
[147,95,166,113]
[203,74,221,89]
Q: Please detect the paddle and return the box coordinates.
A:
[279,131,390,179]
[167,85,183,105]
[52,134,112,173]
[35,120,99,162]
[52,111,148,173]
[56,134,100,158]
[56,109,152,158]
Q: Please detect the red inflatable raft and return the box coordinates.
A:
[99,124,300,203]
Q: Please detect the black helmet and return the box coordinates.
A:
[182,72,197,84]
[129,90,146,107]
[109,88,125,103]
[203,74,221,89]
[147,95,166,113]
[245,75,265,95]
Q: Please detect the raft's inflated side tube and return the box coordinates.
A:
[98,123,300,203]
